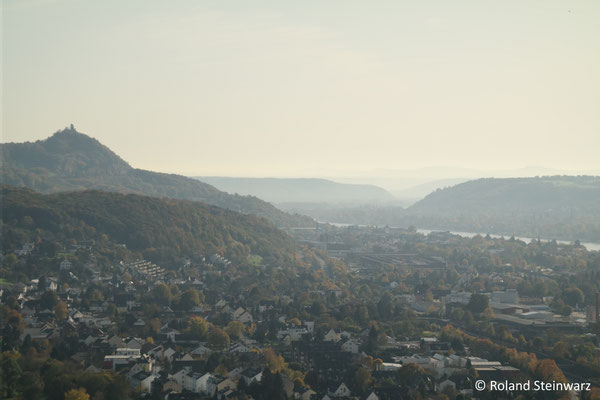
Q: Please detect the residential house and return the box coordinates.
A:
[241,368,263,385]
[130,371,155,393]
[328,383,351,398]
[341,339,360,354]
[323,329,341,342]
[183,371,212,394]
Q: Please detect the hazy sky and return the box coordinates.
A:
[3,0,600,177]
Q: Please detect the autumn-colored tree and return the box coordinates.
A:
[208,326,230,348]
[263,348,286,373]
[225,321,245,340]
[585,387,600,400]
[54,301,68,321]
[535,359,567,383]
[186,317,209,340]
[552,341,569,359]
[146,318,161,335]
[65,388,90,400]
[397,363,426,387]
[214,364,228,376]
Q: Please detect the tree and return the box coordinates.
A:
[214,363,229,376]
[208,326,230,348]
[186,317,209,339]
[532,336,545,350]
[552,341,569,358]
[146,318,161,335]
[1,308,24,351]
[357,306,370,324]
[365,325,386,353]
[149,283,172,305]
[462,311,474,326]
[40,290,59,310]
[20,334,32,354]
[263,348,286,373]
[88,288,104,302]
[225,321,245,340]
[1,351,22,398]
[573,343,596,362]
[467,294,489,314]
[377,293,394,320]
[535,359,566,383]
[106,303,118,317]
[54,301,68,321]
[562,287,584,308]
[177,289,201,310]
[249,368,286,400]
[560,305,573,317]
[65,388,90,400]
[310,301,326,317]
[105,373,130,400]
[354,367,372,393]
[397,363,426,387]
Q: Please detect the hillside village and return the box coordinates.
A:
[3,222,600,399]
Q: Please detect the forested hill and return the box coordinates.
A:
[196,177,396,204]
[408,176,600,241]
[411,176,600,214]
[1,128,313,227]
[1,185,297,265]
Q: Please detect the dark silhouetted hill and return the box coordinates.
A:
[1,127,313,227]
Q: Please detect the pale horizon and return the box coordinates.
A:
[3,0,600,177]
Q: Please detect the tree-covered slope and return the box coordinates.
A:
[1,127,313,227]
[411,176,600,215]
[1,185,298,265]
[403,176,600,241]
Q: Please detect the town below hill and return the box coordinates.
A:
[2,194,600,398]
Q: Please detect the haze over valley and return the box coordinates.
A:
[2,1,600,399]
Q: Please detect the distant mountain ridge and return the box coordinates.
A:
[1,127,313,227]
[411,176,600,214]
[196,176,397,204]
[407,176,600,241]
[282,176,600,242]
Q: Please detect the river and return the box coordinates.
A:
[321,221,600,252]
[416,229,600,252]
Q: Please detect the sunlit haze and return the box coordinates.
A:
[3,0,600,177]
